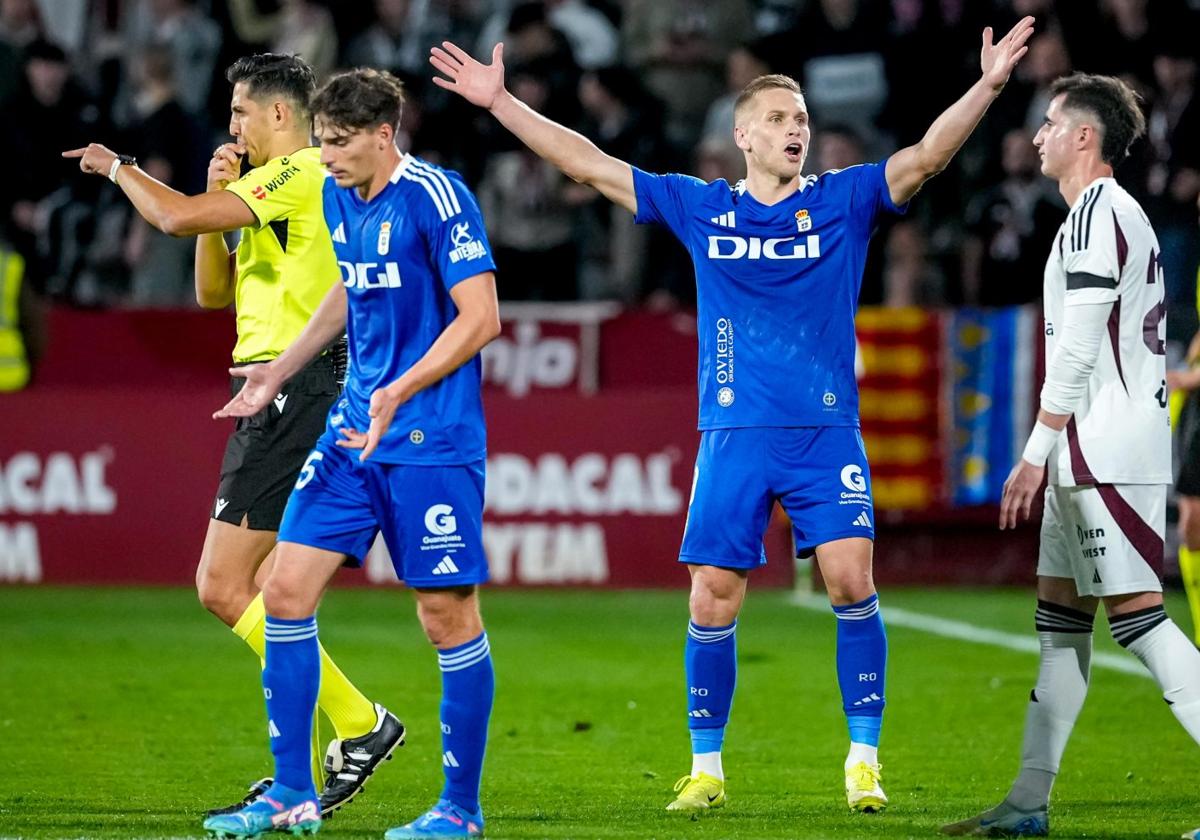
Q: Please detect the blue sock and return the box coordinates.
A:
[832,595,886,747]
[264,615,320,796]
[437,632,494,815]
[686,621,737,755]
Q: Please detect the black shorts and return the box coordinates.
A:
[212,352,341,530]
[1177,388,1200,496]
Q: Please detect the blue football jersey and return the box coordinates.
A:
[633,161,905,429]
[323,155,496,464]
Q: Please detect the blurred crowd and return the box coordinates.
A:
[1,0,1198,320]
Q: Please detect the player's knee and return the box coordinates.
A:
[417,593,480,647]
[195,571,249,626]
[689,585,740,626]
[261,573,315,620]
[822,567,874,606]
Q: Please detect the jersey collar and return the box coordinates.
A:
[389,154,413,184]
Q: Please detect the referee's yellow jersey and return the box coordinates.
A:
[224,146,337,362]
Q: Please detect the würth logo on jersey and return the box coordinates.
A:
[252,185,266,200]
[707,234,821,260]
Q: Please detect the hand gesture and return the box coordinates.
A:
[62,143,118,177]
[430,41,506,110]
[208,142,245,191]
[980,16,1035,93]
[999,458,1044,530]
[213,363,285,419]
[1167,368,1200,393]
[336,385,406,462]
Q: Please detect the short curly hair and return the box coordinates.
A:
[311,68,406,134]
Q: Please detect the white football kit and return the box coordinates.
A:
[1036,177,1169,596]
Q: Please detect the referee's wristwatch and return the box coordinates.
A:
[107,153,137,183]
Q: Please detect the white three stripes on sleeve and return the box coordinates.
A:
[402,160,462,222]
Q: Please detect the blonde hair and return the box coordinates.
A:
[733,74,804,122]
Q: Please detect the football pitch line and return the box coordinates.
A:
[790,593,1149,679]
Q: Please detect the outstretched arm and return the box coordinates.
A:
[431,42,637,214]
[63,143,256,237]
[213,281,348,420]
[885,16,1035,206]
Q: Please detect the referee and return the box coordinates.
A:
[64,54,403,817]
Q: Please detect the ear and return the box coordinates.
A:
[733,124,749,152]
[272,100,288,128]
[1076,123,1094,151]
[377,122,394,148]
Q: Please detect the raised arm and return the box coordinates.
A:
[884,16,1034,206]
[431,42,637,214]
[64,143,257,237]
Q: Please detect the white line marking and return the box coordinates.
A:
[790,593,1149,679]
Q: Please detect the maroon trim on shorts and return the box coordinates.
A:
[1095,484,1163,576]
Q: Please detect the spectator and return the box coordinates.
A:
[622,0,752,156]
[0,0,41,49]
[497,2,580,125]
[227,0,336,81]
[0,0,42,105]
[1144,31,1200,310]
[962,128,1064,306]
[1019,30,1073,137]
[0,39,106,297]
[0,232,44,390]
[701,40,771,145]
[346,0,487,77]
[543,0,618,70]
[777,0,892,153]
[121,45,207,307]
[477,68,583,300]
[123,0,222,117]
[343,0,413,74]
[882,221,945,308]
[809,121,866,173]
[577,65,668,300]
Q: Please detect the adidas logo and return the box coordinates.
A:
[709,211,736,228]
[215,498,230,516]
[274,392,289,413]
[268,719,281,737]
[332,222,347,243]
[688,709,713,718]
[442,750,459,768]
[853,512,871,527]
[432,555,460,575]
[852,693,882,707]
[1092,569,1102,584]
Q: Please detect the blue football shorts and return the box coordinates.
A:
[679,426,875,569]
[278,433,488,588]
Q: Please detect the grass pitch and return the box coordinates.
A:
[0,586,1196,839]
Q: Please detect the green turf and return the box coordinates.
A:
[0,586,1196,839]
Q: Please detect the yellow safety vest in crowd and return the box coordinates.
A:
[0,246,29,391]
